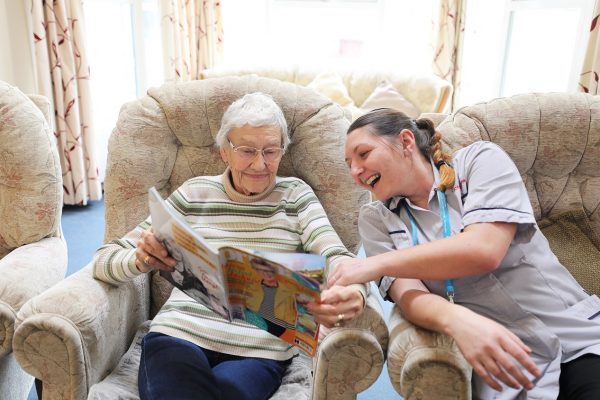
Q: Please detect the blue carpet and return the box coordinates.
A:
[28,199,401,399]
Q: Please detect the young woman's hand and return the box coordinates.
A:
[447,305,541,392]
[306,285,365,328]
[328,258,379,286]
[135,229,177,273]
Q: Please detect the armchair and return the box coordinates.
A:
[0,81,67,399]
[14,76,388,400]
[386,92,600,399]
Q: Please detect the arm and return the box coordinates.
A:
[330,221,516,285]
[389,278,540,391]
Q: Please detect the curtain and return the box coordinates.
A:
[160,0,224,81]
[579,1,600,95]
[28,0,101,205]
[432,0,467,111]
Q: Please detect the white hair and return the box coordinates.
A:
[215,92,290,150]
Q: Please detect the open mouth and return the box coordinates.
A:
[365,174,380,188]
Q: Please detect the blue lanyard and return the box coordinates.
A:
[405,190,455,303]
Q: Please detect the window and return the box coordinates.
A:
[84,0,163,180]
[221,0,436,72]
[460,0,594,108]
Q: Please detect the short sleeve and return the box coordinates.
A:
[457,142,536,228]
[358,204,401,300]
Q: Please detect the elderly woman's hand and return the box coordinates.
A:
[135,229,177,273]
[306,285,365,329]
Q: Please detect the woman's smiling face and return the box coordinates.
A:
[344,126,412,201]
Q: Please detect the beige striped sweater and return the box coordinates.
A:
[93,170,359,360]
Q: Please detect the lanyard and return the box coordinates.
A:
[404,190,456,303]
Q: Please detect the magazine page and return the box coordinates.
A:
[218,247,324,357]
[148,187,231,320]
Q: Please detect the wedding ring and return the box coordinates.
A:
[334,321,341,328]
[143,255,151,265]
[337,313,345,323]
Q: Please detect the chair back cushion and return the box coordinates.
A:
[436,92,600,293]
[0,81,62,258]
[104,76,370,313]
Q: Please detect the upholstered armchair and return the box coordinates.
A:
[386,92,600,399]
[0,81,67,399]
[13,76,389,400]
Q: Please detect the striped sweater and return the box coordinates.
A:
[93,170,358,360]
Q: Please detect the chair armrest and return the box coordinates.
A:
[0,237,67,356]
[13,264,151,400]
[312,292,388,400]
[387,304,472,400]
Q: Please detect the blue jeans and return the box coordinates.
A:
[138,332,291,400]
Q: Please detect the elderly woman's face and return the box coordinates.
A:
[220,124,283,195]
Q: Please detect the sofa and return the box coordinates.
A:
[200,66,453,116]
[0,81,67,399]
[385,92,600,399]
[13,76,389,400]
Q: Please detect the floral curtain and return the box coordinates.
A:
[579,1,600,95]
[160,0,224,81]
[28,0,101,205]
[432,0,467,111]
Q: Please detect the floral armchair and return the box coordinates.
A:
[0,81,67,399]
[13,76,389,400]
[386,92,600,399]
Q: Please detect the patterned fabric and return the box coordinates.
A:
[94,173,356,361]
[0,81,67,399]
[579,1,600,94]
[160,0,224,81]
[27,0,102,205]
[387,92,600,399]
[432,0,467,111]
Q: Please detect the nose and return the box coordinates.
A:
[250,151,268,169]
[349,161,363,183]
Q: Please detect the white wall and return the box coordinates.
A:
[0,0,36,92]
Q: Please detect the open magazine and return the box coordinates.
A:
[148,187,326,357]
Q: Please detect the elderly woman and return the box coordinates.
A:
[92,92,366,400]
[331,109,600,399]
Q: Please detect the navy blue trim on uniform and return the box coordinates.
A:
[389,230,407,235]
[463,207,531,216]
[588,310,600,320]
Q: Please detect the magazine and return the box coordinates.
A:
[148,187,325,357]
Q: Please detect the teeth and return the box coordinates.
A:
[365,174,380,186]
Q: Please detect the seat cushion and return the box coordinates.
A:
[87,321,312,400]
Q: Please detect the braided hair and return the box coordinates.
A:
[347,108,455,191]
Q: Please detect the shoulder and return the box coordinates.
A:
[359,200,390,222]
[274,176,315,197]
[453,141,507,163]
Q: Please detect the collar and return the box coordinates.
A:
[221,167,277,203]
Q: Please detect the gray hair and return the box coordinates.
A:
[215,92,290,150]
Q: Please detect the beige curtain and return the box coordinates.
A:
[432,0,467,111]
[160,0,224,81]
[579,1,600,95]
[28,0,101,205]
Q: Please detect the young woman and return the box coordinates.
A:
[330,108,600,399]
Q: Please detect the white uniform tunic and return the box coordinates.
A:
[359,141,600,400]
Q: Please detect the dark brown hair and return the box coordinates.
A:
[348,108,455,191]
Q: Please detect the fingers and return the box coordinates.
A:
[306,286,363,328]
[136,230,176,272]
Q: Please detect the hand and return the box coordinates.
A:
[328,258,379,287]
[135,229,177,273]
[306,285,364,329]
[447,306,541,392]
